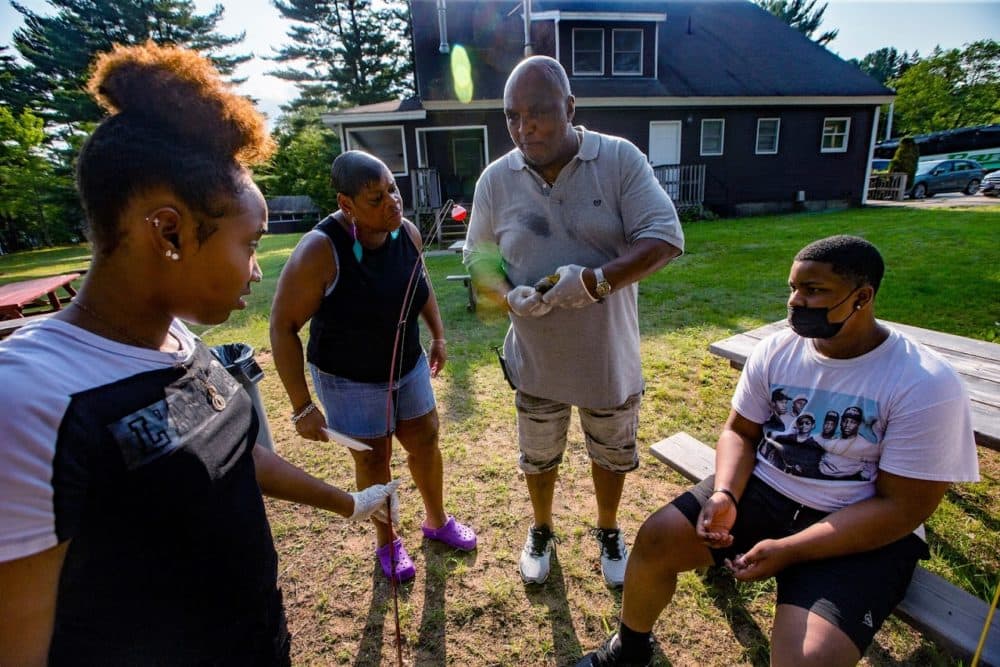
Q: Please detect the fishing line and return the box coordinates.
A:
[381,200,464,666]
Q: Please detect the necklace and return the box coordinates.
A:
[71,300,226,411]
[198,366,228,412]
[71,299,164,350]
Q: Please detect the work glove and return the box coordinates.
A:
[506,285,553,318]
[349,479,401,526]
[540,264,598,309]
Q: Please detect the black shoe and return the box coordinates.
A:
[576,633,652,667]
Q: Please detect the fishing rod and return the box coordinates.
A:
[381,198,467,666]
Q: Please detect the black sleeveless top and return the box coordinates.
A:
[307,215,429,383]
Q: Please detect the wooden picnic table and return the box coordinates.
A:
[709,319,1000,451]
[0,273,81,320]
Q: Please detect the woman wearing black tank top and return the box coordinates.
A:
[271,151,477,582]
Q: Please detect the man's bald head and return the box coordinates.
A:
[504,56,572,100]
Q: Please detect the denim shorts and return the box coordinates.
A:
[310,355,437,439]
[514,390,642,474]
[673,475,928,653]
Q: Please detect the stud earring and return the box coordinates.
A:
[165,249,179,261]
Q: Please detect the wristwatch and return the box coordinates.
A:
[593,267,612,299]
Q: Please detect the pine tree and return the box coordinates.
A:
[270,0,414,110]
[852,47,919,85]
[755,0,838,47]
[3,0,250,249]
[0,46,33,113]
[9,0,250,126]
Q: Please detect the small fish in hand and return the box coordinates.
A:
[534,274,560,294]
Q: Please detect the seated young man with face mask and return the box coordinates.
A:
[578,235,980,667]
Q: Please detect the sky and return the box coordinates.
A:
[2,0,999,124]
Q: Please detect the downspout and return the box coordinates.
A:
[523,0,533,56]
[863,106,881,206]
[438,0,449,53]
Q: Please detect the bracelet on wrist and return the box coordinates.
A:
[291,402,318,425]
[430,338,446,345]
[712,488,738,505]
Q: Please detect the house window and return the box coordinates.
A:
[700,119,725,156]
[821,117,850,153]
[612,29,642,75]
[345,126,407,175]
[756,118,780,155]
[573,28,604,75]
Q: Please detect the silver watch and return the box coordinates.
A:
[593,267,612,299]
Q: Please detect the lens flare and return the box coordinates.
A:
[451,45,473,104]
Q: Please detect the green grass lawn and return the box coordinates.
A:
[2,205,998,666]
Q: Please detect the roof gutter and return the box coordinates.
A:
[422,95,896,111]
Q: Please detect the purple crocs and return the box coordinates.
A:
[421,515,478,551]
[376,538,416,582]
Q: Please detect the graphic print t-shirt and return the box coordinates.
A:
[732,326,979,514]
[0,319,283,664]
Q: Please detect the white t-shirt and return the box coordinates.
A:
[0,318,197,562]
[733,325,979,514]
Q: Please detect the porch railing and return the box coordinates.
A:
[652,163,706,212]
[867,172,908,201]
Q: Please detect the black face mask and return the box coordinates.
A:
[787,289,859,339]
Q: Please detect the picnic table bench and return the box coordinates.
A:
[0,273,81,320]
[0,312,55,340]
[648,319,1000,664]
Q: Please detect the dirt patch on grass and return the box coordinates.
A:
[259,358,957,666]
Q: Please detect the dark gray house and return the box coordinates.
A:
[322,0,893,219]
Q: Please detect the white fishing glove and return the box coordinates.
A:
[349,479,401,526]
[540,264,598,309]
[506,285,553,318]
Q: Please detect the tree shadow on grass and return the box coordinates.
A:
[353,562,414,667]
[413,541,479,666]
[521,552,585,666]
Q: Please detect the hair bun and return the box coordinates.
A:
[87,41,273,165]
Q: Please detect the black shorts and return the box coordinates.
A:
[672,475,929,653]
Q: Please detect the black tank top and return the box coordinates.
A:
[307,215,429,383]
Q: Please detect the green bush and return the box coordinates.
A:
[888,136,919,190]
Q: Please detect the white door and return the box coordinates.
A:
[649,121,681,166]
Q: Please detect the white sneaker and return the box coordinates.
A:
[519,525,556,584]
[593,527,628,588]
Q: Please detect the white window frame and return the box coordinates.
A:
[572,28,604,76]
[700,118,725,156]
[612,29,643,76]
[344,125,408,176]
[755,118,780,155]
[821,117,850,154]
